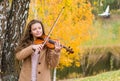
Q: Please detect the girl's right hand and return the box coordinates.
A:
[32,44,43,52]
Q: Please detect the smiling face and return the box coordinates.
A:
[31,23,43,40]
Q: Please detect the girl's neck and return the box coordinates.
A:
[33,37,37,41]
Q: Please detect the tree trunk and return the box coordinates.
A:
[1,0,30,80]
[0,0,9,79]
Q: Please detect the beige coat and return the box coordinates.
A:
[16,45,60,81]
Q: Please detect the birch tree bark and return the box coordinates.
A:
[1,0,30,80]
[0,0,9,79]
[53,68,57,81]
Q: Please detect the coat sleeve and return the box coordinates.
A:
[16,45,34,60]
[47,49,60,68]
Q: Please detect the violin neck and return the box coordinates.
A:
[49,39,73,53]
[49,39,67,49]
[48,39,55,44]
[48,39,62,46]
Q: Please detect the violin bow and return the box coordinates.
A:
[42,7,65,47]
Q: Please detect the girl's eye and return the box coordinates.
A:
[32,28,36,31]
[38,27,42,29]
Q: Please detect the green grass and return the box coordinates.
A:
[77,70,120,81]
[59,70,120,81]
[81,14,120,46]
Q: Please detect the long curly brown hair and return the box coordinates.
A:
[15,19,45,53]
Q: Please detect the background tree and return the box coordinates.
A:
[1,0,30,80]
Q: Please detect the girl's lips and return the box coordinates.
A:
[36,33,41,35]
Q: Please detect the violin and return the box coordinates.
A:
[33,35,74,54]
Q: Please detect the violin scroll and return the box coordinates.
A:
[62,45,74,54]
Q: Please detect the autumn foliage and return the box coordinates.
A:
[27,0,94,68]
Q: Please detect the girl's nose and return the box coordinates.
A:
[37,29,40,31]
[37,29,40,32]
[37,30,39,32]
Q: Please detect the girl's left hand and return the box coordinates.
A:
[54,40,62,52]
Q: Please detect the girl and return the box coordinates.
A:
[15,19,62,81]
